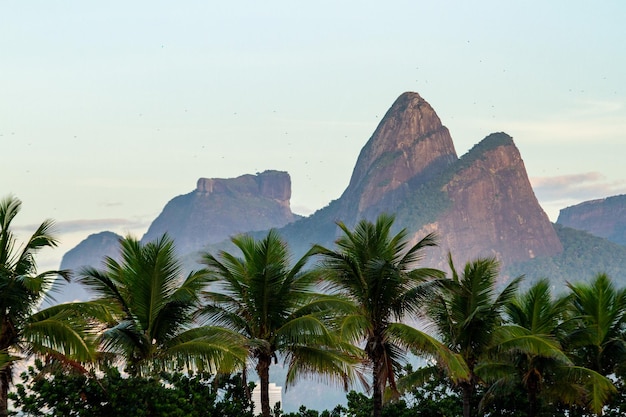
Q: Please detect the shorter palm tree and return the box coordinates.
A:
[480,279,614,417]
[200,229,359,417]
[425,255,522,417]
[0,196,97,417]
[567,273,626,377]
[80,234,246,377]
[313,214,469,417]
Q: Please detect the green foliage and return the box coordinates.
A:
[201,229,358,417]
[0,195,97,416]
[9,359,254,417]
[396,181,451,231]
[313,214,469,417]
[505,224,626,289]
[79,234,246,377]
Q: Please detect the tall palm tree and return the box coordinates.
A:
[200,229,359,417]
[0,196,96,417]
[480,279,614,417]
[80,234,246,377]
[313,214,469,417]
[426,255,522,417]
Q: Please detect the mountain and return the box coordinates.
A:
[336,91,458,221]
[142,170,301,253]
[403,132,563,270]
[280,93,562,275]
[52,231,122,304]
[556,195,626,246]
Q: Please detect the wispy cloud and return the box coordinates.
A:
[14,218,150,235]
[531,172,626,220]
[532,172,626,202]
[55,218,150,234]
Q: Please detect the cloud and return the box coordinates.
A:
[531,172,626,220]
[55,218,150,234]
[532,172,626,201]
[14,218,150,235]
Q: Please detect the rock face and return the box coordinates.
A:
[414,133,563,270]
[285,93,563,277]
[339,92,458,221]
[142,170,300,253]
[557,195,626,246]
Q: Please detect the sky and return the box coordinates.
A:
[3,1,626,273]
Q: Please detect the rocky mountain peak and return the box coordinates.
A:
[339,92,458,220]
[415,132,563,270]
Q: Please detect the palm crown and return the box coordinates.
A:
[80,234,245,377]
[201,229,358,417]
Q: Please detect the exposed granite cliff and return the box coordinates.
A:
[557,195,626,246]
[142,170,300,253]
[338,92,458,221]
[410,133,563,271]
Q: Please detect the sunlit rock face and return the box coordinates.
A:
[338,92,458,221]
[413,133,563,273]
[59,92,568,292]
[333,93,562,275]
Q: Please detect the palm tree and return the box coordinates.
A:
[79,234,246,377]
[200,229,359,417]
[567,273,626,377]
[0,196,96,417]
[564,273,626,415]
[426,255,522,417]
[313,214,469,417]
[480,279,614,417]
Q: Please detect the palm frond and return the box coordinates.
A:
[387,322,470,383]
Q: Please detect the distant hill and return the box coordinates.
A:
[504,224,626,289]
[557,195,626,246]
[142,170,302,254]
[53,231,122,304]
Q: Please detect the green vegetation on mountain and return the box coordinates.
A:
[504,224,626,289]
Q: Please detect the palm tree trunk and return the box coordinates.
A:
[256,354,272,417]
[461,381,473,417]
[528,388,538,417]
[372,372,382,417]
[0,366,10,417]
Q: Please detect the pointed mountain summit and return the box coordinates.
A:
[339,92,458,220]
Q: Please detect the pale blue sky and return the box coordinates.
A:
[3,1,626,272]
